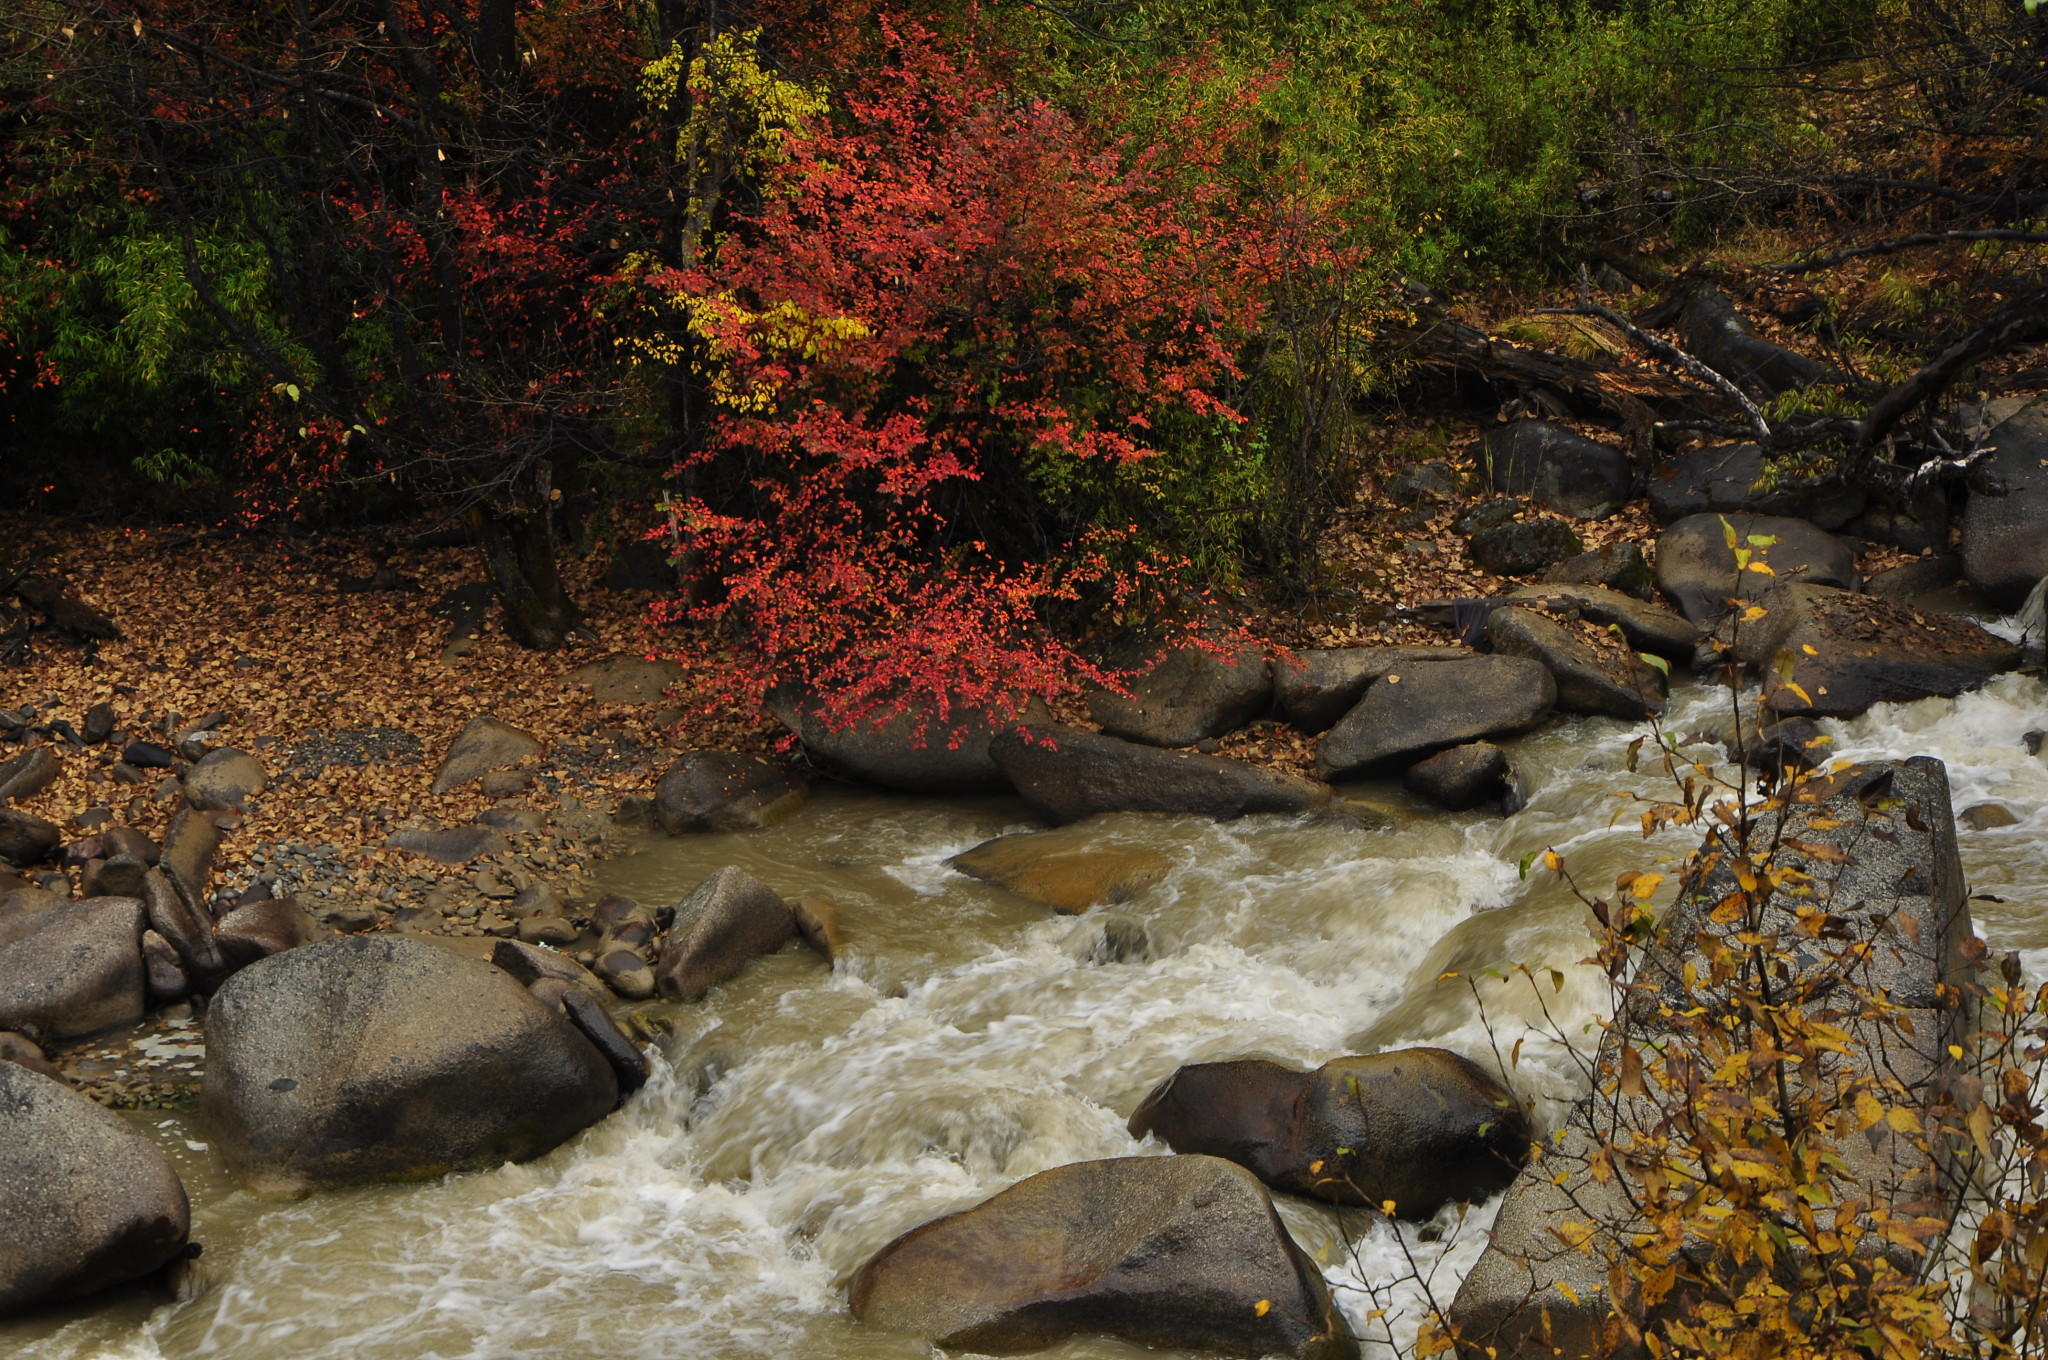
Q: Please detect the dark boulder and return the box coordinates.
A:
[1273,646,1473,733]
[1506,583,1698,660]
[1866,553,1991,616]
[1647,443,1864,528]
[1385,460,1457,505]
[431,716,541,795]
[950,820,1174,913]
[141,930,190,1003]
[1746,585,2022,718]
[0,810,60,868]
[1654,512,1858,626]
[1848,484,1951,553]
[103,826,158,866]
[1087,645,1271,748]
[82,703,116,746]
[654,753,809,834]
[1542,543,1653,598]
[1959,399,2048,608]
[1402,742,1518,812]
[1453,498,1523,535]
[201,934,619,1192]
[1672,284,1830,398]
[0,898,147,1044]
[120,741,175,770]
[1480,421,1631,519]
[654,865,796,1003]
[1487,607,1666,719]
[212,897,332,969]
[0,1062,189,1315]
[141,869,227,989]
[1129,1049,1530,1218]
[767,689,1033,795]
[555,985,649,1095]
[0,747,60,805]
[490,938,606,999]
[850,1154,1355,1360]
[182,748,265,812]
[84,854,150,900]
[602,536,679,592]
[1468,518,1583,577]
[1317,656,1554,781]
[991,724,1330,824]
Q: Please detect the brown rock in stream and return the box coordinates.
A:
[949,819,1173,913]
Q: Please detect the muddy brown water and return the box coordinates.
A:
[6,668,2045,1360]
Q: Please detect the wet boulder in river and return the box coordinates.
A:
[1487,606,1666,719]
[1129,1049,1530,1219]
[1744,584,2022,718]
[1086,644,1271,748]
[1480,420,1631,520]
[0,1061,190,1315]
[991,724,1330,824]
[851,1154,1355,1360]
[0,897,147,1044]
[1653,512,1858,627]
[201,934,619,1192]
[1959,398,2048,608]
[767,688,1034,795]
[158,808,220,907]
[654,752,809,833]
[1273,645,1473,733]
[949,819,1174,913]
[1402,742,1518,812]
[1505,583,1698,660]
[1316,656,1554,781]
[654,865,796,1002]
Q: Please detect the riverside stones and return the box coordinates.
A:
[1647,442,1864,528]
[655,753,809,833]
[1448,758,1973,1356]
[850,1155,1356,1360]
[1316,656,1555,781]
[1541,542,1653,598]
[1486,607,1666,719]
[1749,585,2022,718]
[1505,583,1698,660]
[654,865,796,1003]
[1402,742,1518,812]
[158,808,219,906]
[384,823,511,865]
[0,1062,190,1315]
[1129,1048,1530,1217]
[0,809,60,868]
[949,820,1174,913]
[1960,398,2048,608]
[202,934,619,1192]
[1653,512,1859,626]
[1467,517,1583,577]
[767,689,1028,795]
[212,898,332,968]
[0,746,60,805]
[0,898,147,1043]
[431,716,541,795]
[991,724,1330,824]
[1479,421,1631,520]
[1087,645,1272,748]
[1671,284,1830,399]
[1273,646,1473,733]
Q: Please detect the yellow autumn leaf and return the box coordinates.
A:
[1887,1106,1923,1134]
[1855,1090,1885,1129]
[1630,873,1664,899]
[1255,1299,1272,1317]
[1746,561,1775,575]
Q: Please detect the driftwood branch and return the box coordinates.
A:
[1538,278,1773,442]
[1768,229,2048,275]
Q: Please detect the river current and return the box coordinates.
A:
[6,662,2045,1360]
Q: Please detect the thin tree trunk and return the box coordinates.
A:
[473,464,582,649]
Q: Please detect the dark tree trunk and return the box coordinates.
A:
[474,465,582,649]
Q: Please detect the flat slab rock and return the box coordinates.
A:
[991,724,1329,824]
[1745,584,2023,718]
[1316,655,1555,781]
[0,1061,190,1314]
[768,690,1030,795]
[949,819,1175,912]
[1487,607,1665,720]
[851,1154,1356,1360]
[1086,644,1271,748]
[383,824,511,864]
[563,655,684,704]
[1273,645,1473,733]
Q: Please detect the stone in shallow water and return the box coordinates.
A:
[851,1154,1355,1360]
[1316,656,1554,781]
[949,819,1174,913]
[991,724,1329,824]
[654,865,795,1002]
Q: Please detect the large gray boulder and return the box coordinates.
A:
[1505,583,1698,660]
[991,724,1330,824]
[1273,646,1472,733]
[768,689,1031,795]
[201,935,619,1192]
[0,898,147,1044]
[1129,1049,1529,1218]
[1316,656,1554,781]
[1487,607,1666,719]
[1449,759,1971,1355]
[1647,443,1864,528]
[653,865,796,1002]
[1087,645,1271,748]
[1654,512,1858,626]
[431,716,541,795]
[1960,399,2048,608]
[0,747,60,805]
[1739,584,2022,718]
[654,753,808,834]
[851,1155,1356,1360]
[0,1062,190,1315]
[1480,421,1631,519]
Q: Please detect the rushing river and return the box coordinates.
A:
[6,667,2045,1360]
